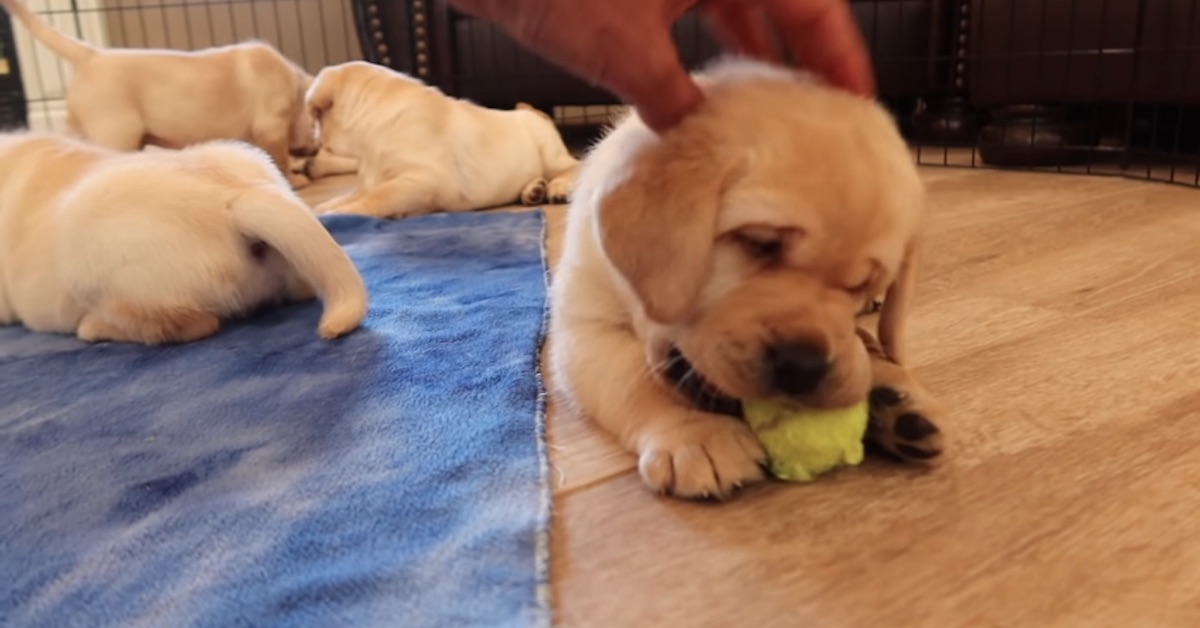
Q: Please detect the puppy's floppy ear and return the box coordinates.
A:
[596,135,730,323]
[305,71,336,115]
[877,236,919,364]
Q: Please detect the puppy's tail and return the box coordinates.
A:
[231,188,369,339]
[0,0,96,66]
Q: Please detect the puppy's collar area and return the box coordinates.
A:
[660,346,743,418]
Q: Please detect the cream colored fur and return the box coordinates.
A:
[0,0,316,187]
[0,132,368,344]
[304,61,580,218]
[548,57,928,499]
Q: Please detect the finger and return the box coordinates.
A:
[448,0,704,133]
[601,34,705,133]
[763,0,875,96]
[633,72,704,134]
[703,1,782,62]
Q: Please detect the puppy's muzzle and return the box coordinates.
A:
[767,342,830,396]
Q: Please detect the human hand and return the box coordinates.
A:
[446,0,875,133]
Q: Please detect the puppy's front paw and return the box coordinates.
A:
[866,382,945,463]
[520,178,548,206]
[638,413,767,500]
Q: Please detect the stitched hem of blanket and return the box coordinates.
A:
[532,209,554,628]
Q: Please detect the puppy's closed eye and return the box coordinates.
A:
[730,225,791,264]
[847,275,873,294]
[845,260,885,295]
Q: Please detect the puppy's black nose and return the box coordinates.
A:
[768,342,829,396]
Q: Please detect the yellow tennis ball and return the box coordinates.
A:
[741,400,870,482]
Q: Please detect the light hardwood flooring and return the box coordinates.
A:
[301,166,1200,628]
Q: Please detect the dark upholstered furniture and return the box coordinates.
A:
[970,0,1200,106]
[355,0,958,112]
[967,0,1200,165]
[0,13,26,129]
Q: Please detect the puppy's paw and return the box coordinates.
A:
[306,152,359,179]
[287,171,312,189]
[638,412,767,500]
[318,309,365,340]
[866,381,945,464]
[78,308,219,345]
[546,177,573,204]
[77,314,127,343]
[857,297,884,316]
[520,178,548,206]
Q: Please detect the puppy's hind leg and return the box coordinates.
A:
[75,110,145,152]
[542,148,580,204]
[64,111,88,141]
[311,188,365,215]
[78,305,220,345]
[546,166,579,204]
[316,175,439,220]
[520,178,548,206]
[0,288,14,325]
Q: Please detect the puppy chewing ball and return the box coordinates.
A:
[741,400,870,482]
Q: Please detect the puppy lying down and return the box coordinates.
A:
[549,58,945,500]
[0,133,368,345]
[304,61,580,218]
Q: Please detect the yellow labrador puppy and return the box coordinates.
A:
[0,0,316,187]
[549,58,945,500]
[0,132,368,344]
[304,61,579,218]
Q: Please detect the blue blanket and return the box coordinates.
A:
[0,211,552,628]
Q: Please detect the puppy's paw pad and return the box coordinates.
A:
[868,385,905,407]
[895,412,940,441]
[638,415,767,500]
[546,178,573,204]
[520,178,548,206]
[867,386,945,463]
[857,297,884,316]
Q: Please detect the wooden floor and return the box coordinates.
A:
[303,167,1200,627]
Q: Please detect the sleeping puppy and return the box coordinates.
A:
[548,58,945,500]
[0,0,317,188]
[304,61,580,218]
[0,132,368,344]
